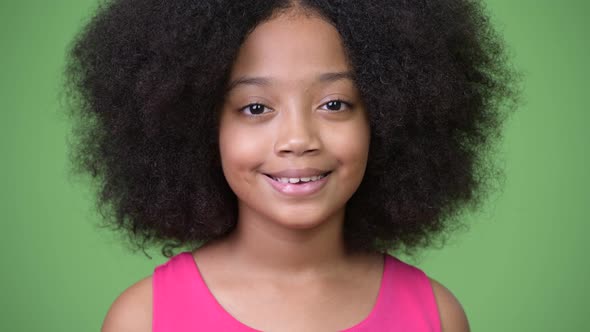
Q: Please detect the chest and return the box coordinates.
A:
[209,275,381,331]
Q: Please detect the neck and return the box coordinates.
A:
[223,206,349,276]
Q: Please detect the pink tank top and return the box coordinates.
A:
[153,252,441,331]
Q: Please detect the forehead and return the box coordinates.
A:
[229,12,350,81]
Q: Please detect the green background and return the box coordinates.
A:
[1,0,588,331]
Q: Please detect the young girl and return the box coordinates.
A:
[66,0,517,331]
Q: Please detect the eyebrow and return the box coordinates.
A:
[317,71,354,83]
[226,71,354,92]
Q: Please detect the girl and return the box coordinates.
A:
[66,0,517,331]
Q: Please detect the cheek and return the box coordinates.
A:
[324,121,370,176]
[219,120,270,181]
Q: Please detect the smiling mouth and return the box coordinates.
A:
[264,171,332,184]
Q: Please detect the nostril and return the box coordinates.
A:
[277,148,320,156]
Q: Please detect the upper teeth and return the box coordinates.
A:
[273,174,326,184]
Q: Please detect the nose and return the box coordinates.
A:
[274,109,321,157]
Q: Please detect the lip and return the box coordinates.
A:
[262,170,331,197]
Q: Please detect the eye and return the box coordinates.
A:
[240,103,272,116]
[320,100,352,112]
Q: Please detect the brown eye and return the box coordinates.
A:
[321,100,352,112]
[241,103,271,116]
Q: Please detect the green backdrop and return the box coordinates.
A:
[1,0,588,331]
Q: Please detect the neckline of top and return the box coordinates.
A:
[180,251,393,331]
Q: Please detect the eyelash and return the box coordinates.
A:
[239,99,353,116]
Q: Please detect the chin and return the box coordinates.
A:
[267,207,342,231]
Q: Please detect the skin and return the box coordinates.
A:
[217,7,371,275]
[102,9,470,332]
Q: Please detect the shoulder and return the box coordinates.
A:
[429,277,470,332]
[101,275,153,332]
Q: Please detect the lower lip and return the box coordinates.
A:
[263,174,330,197]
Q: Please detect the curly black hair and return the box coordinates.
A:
[65,0,519,257]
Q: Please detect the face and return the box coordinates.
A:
[219,11,370,230]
